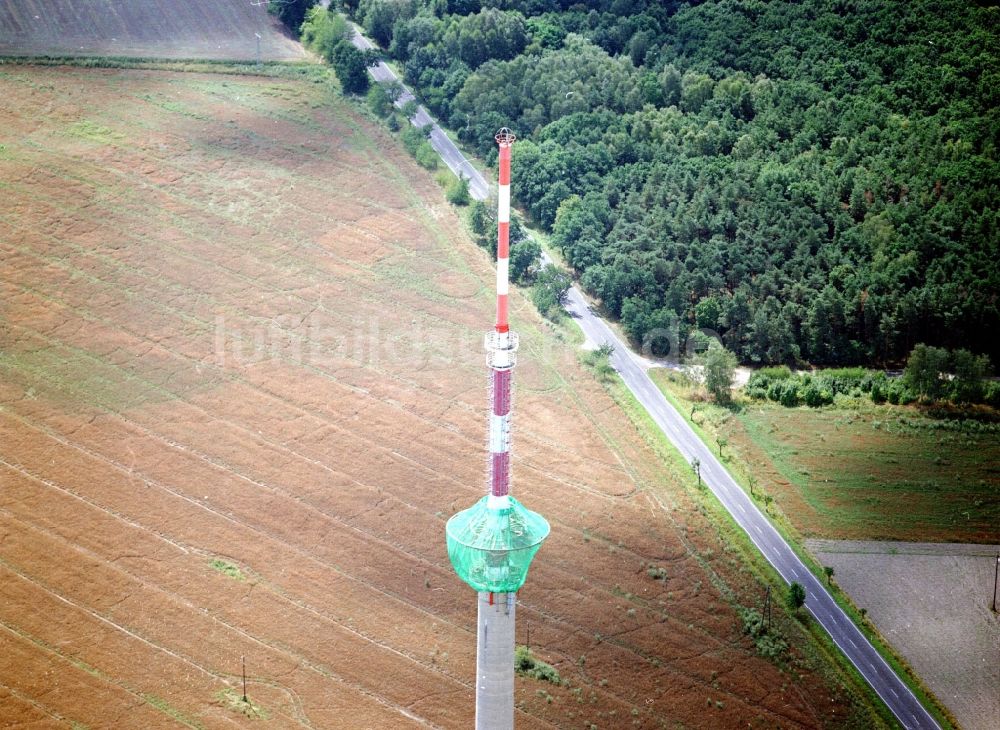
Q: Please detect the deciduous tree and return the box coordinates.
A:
[702,340,738,403]
[787,582,806,612]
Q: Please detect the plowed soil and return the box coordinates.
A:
[0,0,306,60]
[0,66,869,728]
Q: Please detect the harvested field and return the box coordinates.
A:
[1,65,874,728]
[808,540,1000,730]
[0,0,306,60]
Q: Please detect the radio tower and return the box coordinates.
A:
[446,128,549,730]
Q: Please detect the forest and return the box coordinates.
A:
[329,0,998,367]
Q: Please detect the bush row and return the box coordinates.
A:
[747,368,1000,409]
[744,367,902,407]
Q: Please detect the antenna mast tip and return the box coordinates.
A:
[495,127,516,145]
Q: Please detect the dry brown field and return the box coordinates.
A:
[0,65,875,728]
[0,1,305,60]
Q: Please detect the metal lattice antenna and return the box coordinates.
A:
[494,127,516,146]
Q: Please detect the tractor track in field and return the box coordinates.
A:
[0,240,631,502]
[1,343,817,728]
[0,338,720,639]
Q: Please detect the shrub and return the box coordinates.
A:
[331,40,369,94]
[861,369,887,394]
[758,366,793,380]
[270,0,317,33]
[746,366,792,398]
[446,175,470,205]
[399,124,437,169]
[819,367,868,395]
[754,632,789,661]
[738,607,787,661]
[366,83,392,117]
[583,344,617,382]
[779,380,800,407]
[646,566,668,581]
[399,124,426,155]
[886,379,917,405]
[531,266,571,320]
[509,238,541,283]
[400,99,419,119]
[904,343,950,400]
[702,341,739,403]
[803,383,833,407]
[786,581,806,611]
[515,646,561,684]
[300,6,348,61]
[986,381,1000,409]
[415,143,438,169]
[950,348,992,403]
[209,558,245,581]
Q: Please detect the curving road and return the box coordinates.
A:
[349,24,489,200]
[350,20,939,729]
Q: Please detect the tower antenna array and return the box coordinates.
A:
[446,129,549,730]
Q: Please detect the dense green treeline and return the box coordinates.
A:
[336,0,999,366]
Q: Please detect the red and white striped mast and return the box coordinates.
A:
[488,126,516,503]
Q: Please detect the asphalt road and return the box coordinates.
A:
[349,22,939,730]
[349,25,489,201]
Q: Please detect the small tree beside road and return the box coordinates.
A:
[331,41,370,94]
[787,582,806,613]
[702,340,738,403]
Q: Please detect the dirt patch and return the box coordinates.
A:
[808,540,1000,730]
[0,66,873,728]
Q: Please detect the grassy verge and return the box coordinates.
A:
[647,372,959,730]
[0,55,327,80]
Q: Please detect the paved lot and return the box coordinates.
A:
[808,540,1000,730]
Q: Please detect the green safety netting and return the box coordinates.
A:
[446,495,550,593]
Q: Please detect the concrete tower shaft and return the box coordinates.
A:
[475,591,516,729]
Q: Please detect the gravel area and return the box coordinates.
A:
[807,539,1000,730]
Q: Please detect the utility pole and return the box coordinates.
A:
[992,553,999,612]
[255,32,262,69]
